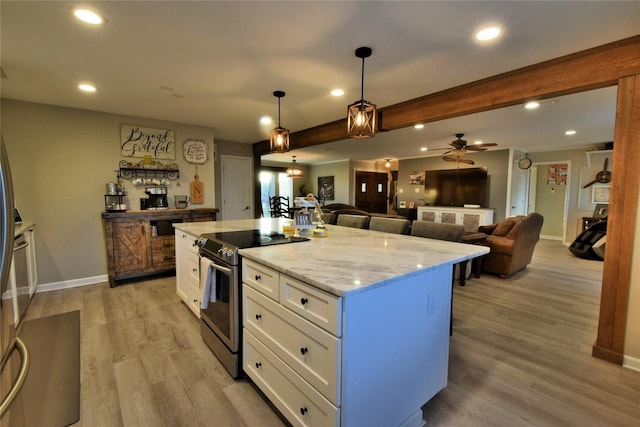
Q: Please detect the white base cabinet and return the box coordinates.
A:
[416,206,494,232]
[242,258,452,427]
[175,230,201,317]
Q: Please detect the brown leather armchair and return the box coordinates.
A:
[478,213,544,278]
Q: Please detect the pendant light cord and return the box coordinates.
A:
[360,57,365,102]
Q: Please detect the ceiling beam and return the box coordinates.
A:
[254,35,640,157]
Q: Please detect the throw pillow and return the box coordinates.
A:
[493,218,517,236]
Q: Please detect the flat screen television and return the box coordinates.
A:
[423,167,488,207]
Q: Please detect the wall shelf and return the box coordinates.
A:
[585,150,612,168]
[119,160,180,180]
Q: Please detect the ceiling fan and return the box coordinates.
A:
[440,133,497,165]
[582,158,611,188]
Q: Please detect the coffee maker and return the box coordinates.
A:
[144,186,168,209]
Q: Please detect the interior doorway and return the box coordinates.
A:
[355,171,388,213]
[528,161,571,244]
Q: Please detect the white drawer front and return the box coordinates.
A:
[244,285,341,404]
[188,255,200,282]
[244,330,339,427]
[186,276,200,317]
[243,258,280,300]
[280,275,342,336]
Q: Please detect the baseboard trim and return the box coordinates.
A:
[540,234,563,241]
[592,343,624,364]
[36,275,108,293]
[623,355,640,372]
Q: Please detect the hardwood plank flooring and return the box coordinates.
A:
[23,239,640,426]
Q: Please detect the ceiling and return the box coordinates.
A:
[1,1,638,165]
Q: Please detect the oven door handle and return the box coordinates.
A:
[210,262,231,275]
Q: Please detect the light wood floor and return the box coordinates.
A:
[25,239,640,427]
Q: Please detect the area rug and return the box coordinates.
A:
[19,310,80,427]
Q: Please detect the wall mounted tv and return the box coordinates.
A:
[423,167,488,207]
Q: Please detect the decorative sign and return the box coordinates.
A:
[183,139,208,164]
[120,125,175,159]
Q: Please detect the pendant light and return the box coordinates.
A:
[347,47,376,138]
[270,90,290,153]
[286,156,303,178]
[384,159,391,168]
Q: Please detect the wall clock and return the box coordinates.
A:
[518,156,532,170]
[183,139,208,164]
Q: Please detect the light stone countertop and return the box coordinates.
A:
[175,218,489,297]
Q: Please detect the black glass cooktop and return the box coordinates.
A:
[203,229,309,249]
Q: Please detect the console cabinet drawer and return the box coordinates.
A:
[244,330,339,427]
[280,275,342,336]
[244,258,280,300]
[244,285,341,404]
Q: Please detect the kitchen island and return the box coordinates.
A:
[174,218,488,427]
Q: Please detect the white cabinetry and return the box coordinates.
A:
[175,230,201,317]
[416,206,494,232]
[242,257,451,427]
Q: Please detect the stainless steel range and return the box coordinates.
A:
[196,229,308,378]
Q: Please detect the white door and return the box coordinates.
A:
[510,166,530,216]
[221,155,253,220]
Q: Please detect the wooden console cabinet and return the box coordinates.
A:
[102,208,217,286]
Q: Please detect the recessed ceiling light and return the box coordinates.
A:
[474,140,483,145]
[73,8,104,25]
[420,147,428,152]
[260,116,272,126]
[476,26,501,41]
[331,89,344,97]
[565,130,577,136]
[414,124,424,129]
[525,101,540,110]
[78,83,96,92]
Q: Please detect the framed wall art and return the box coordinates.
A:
[318,176,334,200]
[591,185,610,204]
[409,171,425,185]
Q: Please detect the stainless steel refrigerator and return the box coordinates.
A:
[1,136,30,423]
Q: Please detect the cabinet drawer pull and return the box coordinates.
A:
[300,297,308,305]
[255,362,262,369]
[255,314,262,320]
[255,274,261,281]
[300,407,308,415]
[300,347,308,355]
